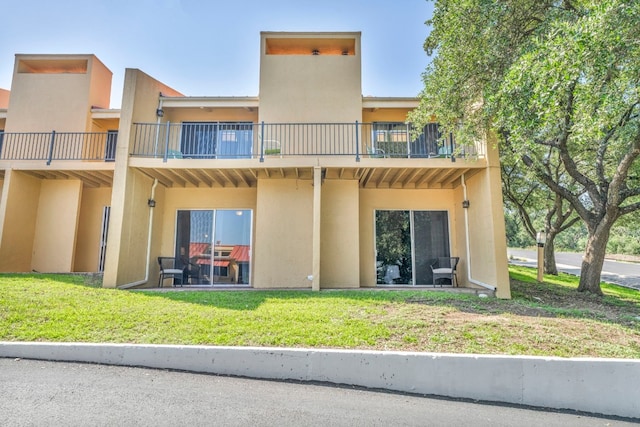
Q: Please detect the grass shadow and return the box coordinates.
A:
[134,288,441,311]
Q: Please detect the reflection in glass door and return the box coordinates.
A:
[375,210,450,285]
[175,209,252,286]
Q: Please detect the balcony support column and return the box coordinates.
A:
[312,166,322,291]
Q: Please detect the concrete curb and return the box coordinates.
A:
[1,342,638,419]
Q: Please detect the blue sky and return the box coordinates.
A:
[0,0,433,108]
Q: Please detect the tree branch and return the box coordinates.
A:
[619,201,640,217]
[522,154,594,223]
[608,118,640,209]
[555,80,603,212]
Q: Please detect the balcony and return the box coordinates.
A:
[0,131,117,186]
[130,122,485,161]
[0,131,117,163]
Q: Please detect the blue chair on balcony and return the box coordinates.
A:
[367,146,385,158]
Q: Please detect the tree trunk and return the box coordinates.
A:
[544,235,558,275]
[577,225,612,295]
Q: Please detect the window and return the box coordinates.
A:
[105,130,117,161]
[412,123,452,158]
[372,122,451,158]
[372,123,409,157]
[175,209,252,285]
[213,266,229,277]
[375,210,451,285]
[180,122,253,159]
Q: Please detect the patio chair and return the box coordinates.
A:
[367,146,385,158]
[182,257,202,285]
[430,257,459,287]
[157,257,184,287]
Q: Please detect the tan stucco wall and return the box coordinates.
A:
[362,108,411,123]
[453,184,469,287]
[74,187,112,272]
[259,33,362,123]
[463,164,511,298]
[88,56,113,110]
[320,180,360,288]
[106,169,155,286]
[156,187,258,285]
[5,55,111,132]
[90,118,119,132]
[0,171,41,272]
[0,89,9,109]
[102,69,182,288]
[254,178,314,288]
[165,109,258,123]
[31,180,82,272]
[359,188,458,287]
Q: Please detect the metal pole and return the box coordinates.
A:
[355,120,360,162]
[406,123,411,158]
[163,121,170,163]
[46,130,56,165]
[259,121,265,162]
[537,242,544,282]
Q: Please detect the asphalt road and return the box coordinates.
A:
[0,358,635,426]
[507,248,640,290]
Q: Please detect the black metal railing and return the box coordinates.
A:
[0,131,117,164]
[130,122,484,162]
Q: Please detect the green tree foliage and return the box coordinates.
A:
[410,0,640,295]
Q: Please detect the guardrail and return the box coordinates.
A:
[0,131,117,164]
[130,122,484,162]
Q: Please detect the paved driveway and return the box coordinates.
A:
[1,359,636,426]
[507,249,640,290]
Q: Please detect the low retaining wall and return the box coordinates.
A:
[1,342,637,419]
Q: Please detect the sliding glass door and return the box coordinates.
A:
[375,210,450,285]
[180,122,253,159]
[175,209,252,286]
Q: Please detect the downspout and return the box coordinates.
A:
[461,174,496,291]
[118,179,159,289]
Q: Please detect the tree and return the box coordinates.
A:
[501,155,580,274]
[410,0,640,295]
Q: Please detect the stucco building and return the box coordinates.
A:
[0,32,511,298]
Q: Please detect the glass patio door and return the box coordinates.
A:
[175,209,252,286]
[375,210,450,285]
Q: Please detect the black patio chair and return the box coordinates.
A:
[157,257,184,288]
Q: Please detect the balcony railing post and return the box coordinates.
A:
[259,121,265,162]
[163,121,170,163]
[355,121,360,162]
[46,130,56,165]
[215,122,220,159]
[406,123,411,159]
[450,132,456,162]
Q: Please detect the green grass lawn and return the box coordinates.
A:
[0,267,638,358]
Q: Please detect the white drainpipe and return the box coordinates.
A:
[461,174,496,291]
[118,179,159,289]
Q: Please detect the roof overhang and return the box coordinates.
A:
[160,96,259,109]
[362,97,419,110]
[91,108,120,119]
